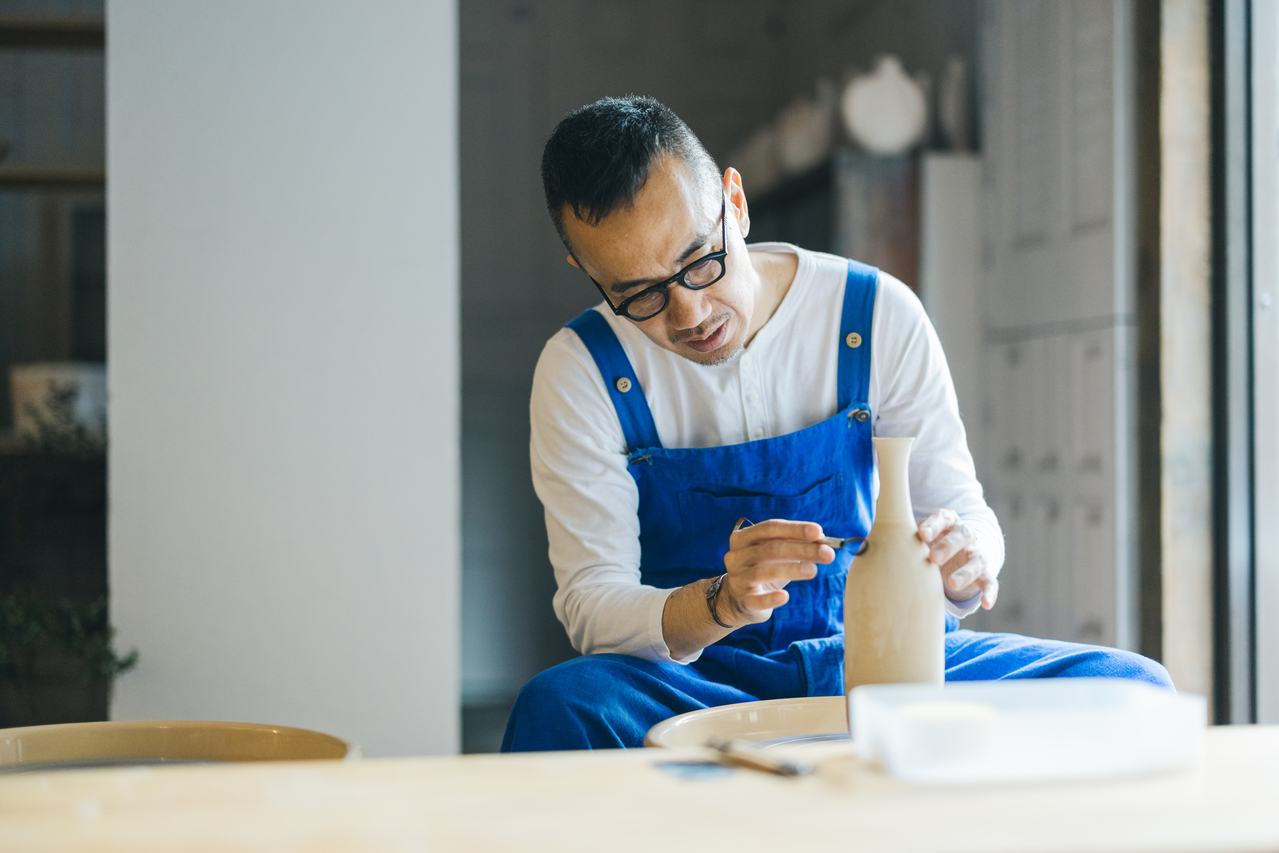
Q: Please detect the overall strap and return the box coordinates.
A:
[566,309,663,452]
[837,260,879,411]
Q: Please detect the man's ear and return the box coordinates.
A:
[566,254,580,268]
[723,167,751,239]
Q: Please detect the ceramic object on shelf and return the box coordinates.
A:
[844,436,944,694]
[938,54,971,151]
[728,123,782,196]
[775,78,837,176]
[841,55,928,155]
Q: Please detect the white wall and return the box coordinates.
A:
[107,1,459,756]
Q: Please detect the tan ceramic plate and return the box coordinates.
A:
[0,721,357,772]
[644,696,849,749]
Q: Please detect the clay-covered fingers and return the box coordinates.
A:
[980,576,1000,610]
[918,509,960,544]
[919,509,999,605]
[922,517,973,569]
[943,547,987,597]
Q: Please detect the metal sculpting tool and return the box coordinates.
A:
[706,738,814,778]
[732,517,864,552]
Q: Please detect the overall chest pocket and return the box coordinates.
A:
[675,473,845,571]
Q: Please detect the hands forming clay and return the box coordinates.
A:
[720,519,836,625]
[658,518,836,662]
[917,508,999,610]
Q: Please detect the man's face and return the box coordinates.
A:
[562,156,753,366]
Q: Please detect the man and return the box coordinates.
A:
[502,96,1170,752]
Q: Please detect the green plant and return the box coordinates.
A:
[0,590,137,685]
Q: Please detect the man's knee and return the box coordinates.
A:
[513,654,649,714]
[515,656,607,716]
[947,629,1176,690]
[507,653,674,738]
[1046,643,1175,689]
[1095,648,1174,689]
[503,654,666,752]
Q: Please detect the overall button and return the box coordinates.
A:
[846,332,862,348]
[850,409,870,422]
[615,377,632,393]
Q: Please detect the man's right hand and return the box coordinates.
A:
[661,518,834,661]
[719,519,836,626]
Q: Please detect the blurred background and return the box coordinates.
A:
[0,0,109,728]
[0,0,1273,756]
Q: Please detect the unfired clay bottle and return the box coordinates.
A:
[844,437,945,693]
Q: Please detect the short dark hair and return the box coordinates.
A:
[541,95,719,247]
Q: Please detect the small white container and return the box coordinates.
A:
[9,362,107,448]
[850,678,1207,784]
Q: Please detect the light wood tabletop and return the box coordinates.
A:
[2,725,1278,852]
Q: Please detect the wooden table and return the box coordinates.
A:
[3,726,1278,852]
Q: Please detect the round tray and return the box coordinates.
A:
[0,721,357,772]
[644,696,849,749]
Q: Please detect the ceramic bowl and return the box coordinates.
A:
[644,696,848,748]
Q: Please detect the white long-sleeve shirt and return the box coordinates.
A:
[529,243,1003,664]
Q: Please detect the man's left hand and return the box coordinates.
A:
[917,509,998,610]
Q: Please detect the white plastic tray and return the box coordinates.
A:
[850,678,1207,784]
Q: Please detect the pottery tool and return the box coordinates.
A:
[732,517,863,552]
[705,738,814,778]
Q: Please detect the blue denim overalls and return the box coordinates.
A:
[502,261,1172,752]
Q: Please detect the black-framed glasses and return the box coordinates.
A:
[588,193,728,321]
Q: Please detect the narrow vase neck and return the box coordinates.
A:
[873,436,916,525]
